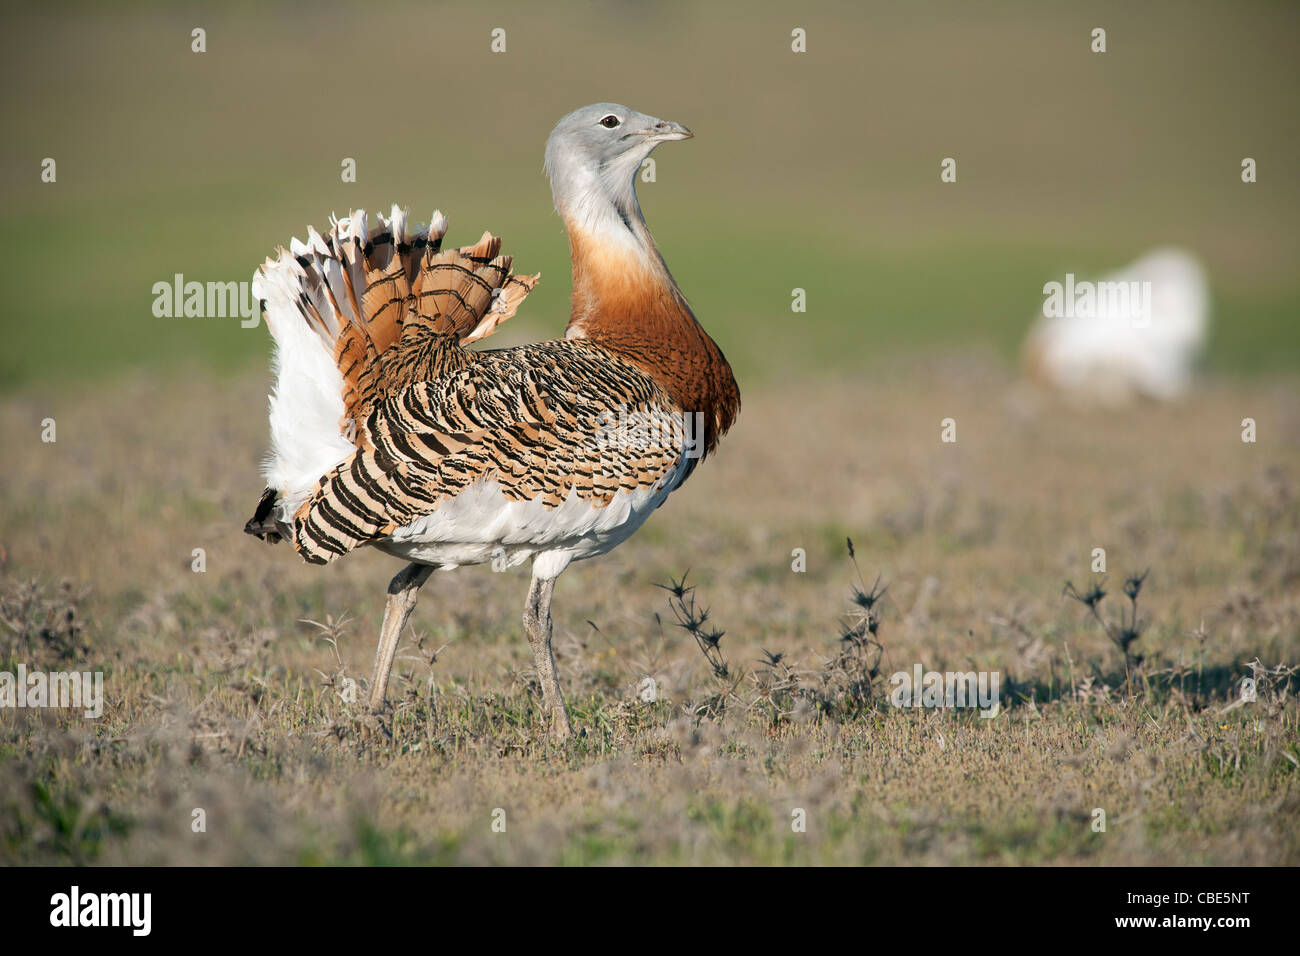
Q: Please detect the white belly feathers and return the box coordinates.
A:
[372,455,690,573]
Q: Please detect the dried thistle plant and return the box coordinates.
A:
[658,572,742,720]
[658,572,729,680]
[1064,569,1148,684]
[814,538,889,718]
[748,648,805,726]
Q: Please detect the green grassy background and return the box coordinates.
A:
[1,0,1296,391]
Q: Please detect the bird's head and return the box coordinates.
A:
[544,103,692,240]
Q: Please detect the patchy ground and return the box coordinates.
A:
[1,358,1297,864]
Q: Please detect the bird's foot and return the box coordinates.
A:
[549,707,574,742]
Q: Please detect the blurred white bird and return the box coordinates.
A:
[1022,248,1210,403]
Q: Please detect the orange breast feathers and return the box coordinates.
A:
[564,228,740,454]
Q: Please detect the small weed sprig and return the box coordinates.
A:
[658,572,742,720]
[303,613,355,704]
[1234,660,1300,772]
[749,648,805,727]
[816,538,888,717]
[1064,569,1148,687]
[659,572,729,680]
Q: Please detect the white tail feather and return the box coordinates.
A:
[253,206,445,519]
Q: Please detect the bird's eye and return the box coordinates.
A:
[600,114,621,129]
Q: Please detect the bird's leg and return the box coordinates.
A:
[522,575,573,741]
[368,562,434,713]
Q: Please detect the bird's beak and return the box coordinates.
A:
[642,119,693,142]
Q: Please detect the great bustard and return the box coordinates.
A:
[1022,248,1210,403]
[245,104,740,739]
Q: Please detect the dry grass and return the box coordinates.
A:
[1,357,1298,864]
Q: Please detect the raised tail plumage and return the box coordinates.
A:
[245,206,539,542]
